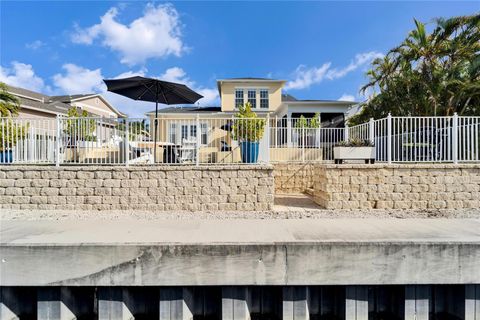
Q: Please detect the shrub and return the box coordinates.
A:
[336,138,373,147]
[231,102,266,142]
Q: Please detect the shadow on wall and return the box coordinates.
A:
[274,163,316,194]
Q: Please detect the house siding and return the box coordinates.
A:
[220,82,283,112]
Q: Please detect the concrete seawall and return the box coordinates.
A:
[1,218,480,319]
[2,219,479,286]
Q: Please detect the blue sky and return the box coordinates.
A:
[1,1,478,117]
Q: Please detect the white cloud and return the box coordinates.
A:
[0,61,45,92]
[25,40,45,50]
[158,67,219,106]
[326,51,384,80]
[338,94,356,102]
[1,61,216,117]
[71,3,185,65]
[285,51,384,91]
[284,63,331,91]
[52,64,105,94]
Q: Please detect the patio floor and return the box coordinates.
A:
[274,193,321,212]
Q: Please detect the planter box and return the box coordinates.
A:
[333,146,375,164]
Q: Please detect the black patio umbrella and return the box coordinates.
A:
[103,76,203,162]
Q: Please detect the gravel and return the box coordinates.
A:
[1,208,479,221]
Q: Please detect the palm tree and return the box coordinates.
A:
[350,13,480,125]
[0,82,19,117]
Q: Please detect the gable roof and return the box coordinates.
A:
[7,85,49,102]
[5,85,126,117]
[49,94,97,102]
[16,96,71,115]
[50,93,127,117]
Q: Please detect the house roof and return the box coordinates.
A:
[281,93,298,102]
[16,96,71,115]
[7,85,49,102]
[6,84,126,117]
[146,106,222,115]
[220,77,275,81]
[49,94,97,102]
[216,78,287,96]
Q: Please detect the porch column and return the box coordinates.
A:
[287,116,292,148]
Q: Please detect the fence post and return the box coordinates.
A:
[369,118,375,145]
[387,113,392,164]
[265,114,270,164]
[302,124,305,163]
[55,116,61,167]
[453,112,458,164]
[196,114,200,166]
[344,124,349,142]
[287,116,292,148]
[124,120,129,167]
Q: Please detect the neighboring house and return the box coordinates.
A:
[146,78,356,145]
[6,85,126,119]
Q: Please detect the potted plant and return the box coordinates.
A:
[231,102,266,163]
[294,113,320,147]
[333,138,375,164]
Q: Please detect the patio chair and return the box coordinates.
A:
[401,126,441,161]
[179,139,197,163]
[119,141,154,164]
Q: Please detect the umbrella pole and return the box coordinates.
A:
[154,100,158,164]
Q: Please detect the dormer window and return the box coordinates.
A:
[260,89,269,109]
[235,89,244,108]
[247,90,256,108]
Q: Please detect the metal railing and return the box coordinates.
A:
[1,114,479,165]
[347,113,480,164]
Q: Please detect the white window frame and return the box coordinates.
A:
[169,123,177,144]
[260,89,269,109]
[169,121,208,145]
[235,89,244,108]
[247,89,257,109]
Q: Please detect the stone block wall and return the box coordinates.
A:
[314,164,480,210]
[0,165,274,211]
[273,163,315,193]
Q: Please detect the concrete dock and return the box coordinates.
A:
[1,218,480,319]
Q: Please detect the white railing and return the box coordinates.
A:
[269,117,344,162]
[1,113,479,165]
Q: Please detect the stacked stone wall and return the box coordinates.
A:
[273,163,315,193]
[0,165,274,211]
[314,164,480,210]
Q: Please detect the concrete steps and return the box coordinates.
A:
[1,285,478,320]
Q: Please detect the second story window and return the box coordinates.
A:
[260,89,269,109]
[248,90,257,108]
[235,89,244,108]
